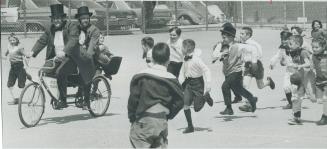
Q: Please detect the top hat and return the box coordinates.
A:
[75,6,93,18]
[50,4,66,18]
[220,23,236,37]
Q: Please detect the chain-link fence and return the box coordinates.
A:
[1,1,327,35]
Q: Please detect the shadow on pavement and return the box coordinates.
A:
[301,119,317,124]
[36,113,120,126]
[257,106,283,110]
[215,115,257,122]
[177,127,213,132]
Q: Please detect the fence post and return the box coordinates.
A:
[68,0,71,22]
[22,0,27,37]
[284,1,287,25]
[205,1,208,31]
[106,0,109,35]
[302,0,305,29]
[241,0,244,26]
[174,1,177,27]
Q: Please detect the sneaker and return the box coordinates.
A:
[316,115,327,125]
[249,97,258,112]
[8,98,19,105]
[204,93,213,107]
[282,104,292,109]
[267,77,275,90]
[232,97,242,104]
[239,104,252,112]
[219,107,234,115]
[288,117,302,125]
[183,126,194,134]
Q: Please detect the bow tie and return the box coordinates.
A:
[184,55,193,61]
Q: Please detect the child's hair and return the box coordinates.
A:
[141,37,154,48]
[242,27,253,37]
[311,20,323,29]
[312,38,326,48]
[152,42,170,65]
[280,31,292,40]
[169,26,182,36]
[291,26,303,35]
[289,35,303,47]
[182,39,195,53]
[8,33,20,45]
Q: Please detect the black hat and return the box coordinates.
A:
[220,23,236,37]
[50,4,66,18]
[280,31,292,40]
[75,6,93,18]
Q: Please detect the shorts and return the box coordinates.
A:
[7,62,27,88]
[183,77,204,106]
[130,112,168,148]
[244,60,264,80]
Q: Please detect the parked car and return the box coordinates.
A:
[124,1,172,27]
[160,1,221,25]
[94,0,137,30]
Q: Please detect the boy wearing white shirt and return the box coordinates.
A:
[167,27,184,78]
[237,27,275,112]
[180,39,213,133]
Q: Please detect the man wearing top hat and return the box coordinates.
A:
[212,23,258,115]
[31,4,80,109]
[72,6,99,109]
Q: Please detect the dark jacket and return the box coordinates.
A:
[128,73,184,123]
[70,25,100,84]
[31,21,79,60]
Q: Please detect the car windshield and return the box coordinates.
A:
[59,0,104,9]
[125,1,142,9]
[30,0,60,7]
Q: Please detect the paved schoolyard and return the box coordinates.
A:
[1,29,327,148]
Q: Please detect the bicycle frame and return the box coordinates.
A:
[25,58,59,101]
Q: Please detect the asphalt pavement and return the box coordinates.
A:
[1,29,327,148]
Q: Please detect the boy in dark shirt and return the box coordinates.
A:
[287,35,312,125]
[311,38,327,125]
[128,43,184,148]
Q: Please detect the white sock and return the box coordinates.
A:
[8,87,16,100]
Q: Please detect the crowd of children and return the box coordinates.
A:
[4,19,327,148]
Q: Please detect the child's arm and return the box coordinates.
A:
[5,50,9,57]
[270,48,283,69]
[297,51,311,69]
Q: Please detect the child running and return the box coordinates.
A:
[5,33,31,105]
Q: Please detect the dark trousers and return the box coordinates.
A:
[43,58,77,101]
[7,62,27,88]
[222,71,255,106]
[167,61,183,78]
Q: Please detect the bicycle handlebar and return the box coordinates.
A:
[25,57,58,70]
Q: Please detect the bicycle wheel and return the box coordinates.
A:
[18,82,45,127]
[88,75,111,117]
